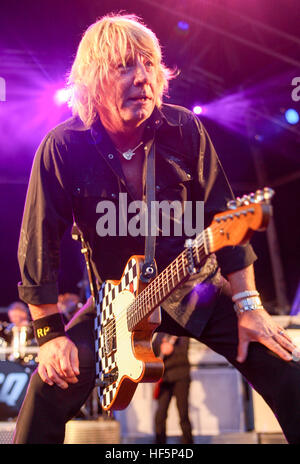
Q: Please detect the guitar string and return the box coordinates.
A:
[100,209,248,344]
[99,249,194,342]
[99,219,234,344]
[99,229,208,344]
[100,260,191,347]
[99,238,205,343]
[101,206,253,343]
[100,212,246,350]
[99,221,227,344]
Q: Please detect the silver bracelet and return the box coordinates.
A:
[234,296,263,316]
[232,290,259,302]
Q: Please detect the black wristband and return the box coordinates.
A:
[33,313,65,346]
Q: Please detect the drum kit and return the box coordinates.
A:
[0,322,38,420]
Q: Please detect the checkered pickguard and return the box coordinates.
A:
[94,258,139,410]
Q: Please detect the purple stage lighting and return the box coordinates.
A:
[193,105,203,115]
[177,20,189,31]
[285,108,299,125]
[54,87,71,106]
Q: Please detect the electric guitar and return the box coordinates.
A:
[94,187,274,411]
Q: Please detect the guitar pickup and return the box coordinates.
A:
[103,318,117,356]
[96,368,119,389]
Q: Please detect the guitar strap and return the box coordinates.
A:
[72,140,158,294]
[140,140,157,283]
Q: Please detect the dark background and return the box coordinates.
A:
[0,0,299,313]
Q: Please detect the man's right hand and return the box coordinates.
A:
[36,336,80,389]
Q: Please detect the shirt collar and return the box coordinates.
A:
[148,105,182,129]
[90,103,180,141]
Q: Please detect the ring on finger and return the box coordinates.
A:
[278,329,285,336]
[292,348,300,362]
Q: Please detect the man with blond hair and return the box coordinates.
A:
[14,13,300,444]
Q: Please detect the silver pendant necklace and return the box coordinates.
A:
[117,141,143,161]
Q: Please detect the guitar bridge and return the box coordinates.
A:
[103,317,117,356]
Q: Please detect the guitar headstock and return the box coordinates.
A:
[208,187,274,253]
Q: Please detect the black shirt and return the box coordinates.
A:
[18,103,256,305]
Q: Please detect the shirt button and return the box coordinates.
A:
[76,187,81,193]
[111,193,117,198]
[108,154,114,159]
[155,119,160,125]
[156,185,160,191]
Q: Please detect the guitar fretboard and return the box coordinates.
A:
[127,229,210,331]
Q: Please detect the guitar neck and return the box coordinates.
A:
[127,229,210,331]
[127,189,274,331]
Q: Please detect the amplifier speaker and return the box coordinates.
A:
[64,418,121,444]
[0,419,121,445]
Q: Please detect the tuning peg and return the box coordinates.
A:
[263,187,275,201]
[227,200,238,210]
[248,193,256,203]
[254,189,264,203]
[241,195,251,205]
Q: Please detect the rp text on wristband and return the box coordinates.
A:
[33,313,65,346]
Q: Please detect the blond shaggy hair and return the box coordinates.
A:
[68,13,175,128]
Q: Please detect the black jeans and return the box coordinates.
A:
[13,294,300,444]
[13,303,96,444]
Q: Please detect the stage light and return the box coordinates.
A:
[254,134,264,142]
[54,87,71,106]
[285,108,299,125]
[193,105,203,115]
[177,21,189,31]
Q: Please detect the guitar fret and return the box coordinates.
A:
[203,228,211,255]
[129,254,186,331]
[166,267,171,294]
[171,261,175,288]
[176,257,179,283]
[195,235,200,265]
[162,269,168,297]
[158,277,162,301]
[163,269,168,295]
[181,252,186,277]
[128,249,191,331]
